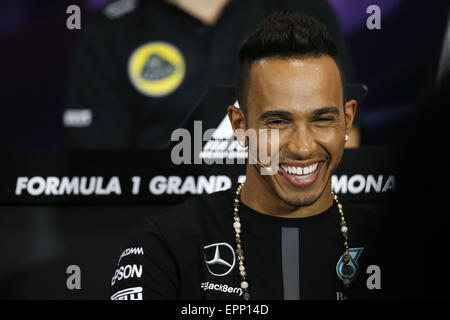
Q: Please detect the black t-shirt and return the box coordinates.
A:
[110,187,390,300]
[65,0,357,149]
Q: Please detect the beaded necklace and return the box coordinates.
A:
[231,182,351,300]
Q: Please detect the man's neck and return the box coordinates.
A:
[240,165,334,218]
[166,0,230,26]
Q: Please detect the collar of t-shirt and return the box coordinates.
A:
[228,188,337,228]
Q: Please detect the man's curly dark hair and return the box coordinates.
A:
[237,12,345,113]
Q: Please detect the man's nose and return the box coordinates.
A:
[287,124,316,159]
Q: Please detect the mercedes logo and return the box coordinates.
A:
[204,242,236,276]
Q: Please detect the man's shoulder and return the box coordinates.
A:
[341,200,386,221]
[339,200,387,239]
[141,188,233,234]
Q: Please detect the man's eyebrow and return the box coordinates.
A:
[312,106,340,117]
[258,110,293,120]
[258,107,340,120]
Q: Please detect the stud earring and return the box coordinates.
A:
[345,134,349,142]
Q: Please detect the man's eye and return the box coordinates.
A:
[315,117,334,122]
[267,119,288,125]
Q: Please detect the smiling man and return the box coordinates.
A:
[110,12,385,301]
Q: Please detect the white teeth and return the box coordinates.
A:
[281,163,319,176]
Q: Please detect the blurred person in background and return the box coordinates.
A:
[64,0,360,149]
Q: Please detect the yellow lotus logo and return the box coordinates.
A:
[128,41,185,97]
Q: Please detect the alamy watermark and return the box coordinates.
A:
[66,5,81,30]
[366,5,381,30]
[170,121,279,175]
[66,264,81,290]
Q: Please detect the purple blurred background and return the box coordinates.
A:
[0,0,448,148]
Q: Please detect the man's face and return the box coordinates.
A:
[243,55,353,207]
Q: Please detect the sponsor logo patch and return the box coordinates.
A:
[204,242,236,277]
[128,41,185,97]
[200,282,243,296]
[111,264,143,286]
[63,109,92,127]
[117,247,144,266]
[336,247,364,282]
[111,286,143,300]
[103,0,138,19]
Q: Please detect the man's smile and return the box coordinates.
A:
[278,160,325,188]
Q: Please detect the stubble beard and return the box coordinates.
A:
[270,175,329,208]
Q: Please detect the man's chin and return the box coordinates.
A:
[271,178,329,209]
[277,193,321,208]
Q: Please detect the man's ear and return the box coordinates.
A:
[344,99,357,136]
[227,105,247,143]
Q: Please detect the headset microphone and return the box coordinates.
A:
[247,147,277,176]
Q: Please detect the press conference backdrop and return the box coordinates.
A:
[0,145,400,299]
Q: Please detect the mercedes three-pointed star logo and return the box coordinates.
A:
[204,242,236,276]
